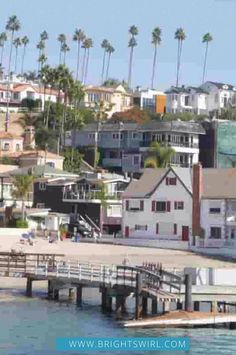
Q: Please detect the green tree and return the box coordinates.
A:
[63,147,83,173]
[21,35,29,75]
[100,39,109,84]
[40,30,48,42]
[82,37,93,84]
[128,25,138,88]
[105,44,115,81]
[36,40,45,72]
[58,33,66,65]
[144,141,175,168]
[202,33,213,83]
[151,27,162,89]
[5,15,21,131]
[38,53,47,72]
[12,175,34,221]
[73,29,86,80]
[61,42,70,65]
[175,27,186,87]
[13,37,21,73]
[0,32,7,66]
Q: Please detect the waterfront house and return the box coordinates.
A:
[73,120,205,173]
[122,167,192,241]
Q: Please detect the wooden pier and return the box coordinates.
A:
[1,252,236,328]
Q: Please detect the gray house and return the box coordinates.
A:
[72,120,205,173]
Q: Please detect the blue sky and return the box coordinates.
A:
[1,0,236,90]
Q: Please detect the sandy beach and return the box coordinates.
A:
[0,234,235,270]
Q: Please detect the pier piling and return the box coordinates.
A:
[151,299,158,315]
[135,273,143,320]
[76,286,83,307]
[194,301,200,311]
[184,273,192,312]
[26,277,32,297]
[48,280,53,300]
[142,297,148,316]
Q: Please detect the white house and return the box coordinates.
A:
[192,164,236,249]
[122,167,192,241]
[165,86,208,115]
[200,81,236,114]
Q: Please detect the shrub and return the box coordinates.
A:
[15,219,28,228]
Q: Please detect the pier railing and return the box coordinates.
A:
[0,252,183,297]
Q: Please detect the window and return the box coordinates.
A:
[133,156,139,165]
[132,133,138,139]
[135,225,147,231]
[174,223,177,235]
[209,207,221,214]
[36,203,45,208]
[39,182,46,191]
[13,93,19,100]
[127,200,144,211]
[174,201,184,210]
[112,133,119,139]
[3,143,10,151]
[166,177,177,185]
[88,133,95,139]
[46,162,55,168]
[16,144,20,151]
[210,227,221,239]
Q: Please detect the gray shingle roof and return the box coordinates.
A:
[80,122,138,132]
[202,168,236,199]
[139,121,205,134]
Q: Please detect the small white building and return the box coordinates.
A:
[165,86,208,115]
[122,167,192,241]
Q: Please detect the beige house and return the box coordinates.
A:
[19,150,64,170]
[83,84,133,118]
[0,132,24,156]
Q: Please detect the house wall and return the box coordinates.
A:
[0,137,23,153]
[201,199,226,240]
[122,170,192,239]
[19,156,64,170]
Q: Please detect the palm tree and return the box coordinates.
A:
[58,33,66,65]
[128,25,138,88]
[40,30,48,42]
[73,28,86,80]
[38,53,47,71]
[0,32,7,66]
[36,40,45,73]
[202,32,213,84]
[82,38,93,84]
[100,39,109,84]
[105,44,115,81]
[144,141,175,168]
[175,28,186,87]
[13,37,21,73]
[151,27,162,89]
[21,35,29,75]
[61,42,70,65]
[5,15,21,132]
[12,175,34,221]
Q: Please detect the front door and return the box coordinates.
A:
[182,226,189,241]
[125,226,129,238]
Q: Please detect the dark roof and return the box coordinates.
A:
[139,120,205,134]
[7,165,78,178]
[205,81,235,91]
[165,86,208,95]
[80,122,138,132]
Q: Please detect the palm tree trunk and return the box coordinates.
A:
[76,41,81,81]
[38,49,41,73]
[21,45,26,75]
[1,45,4,66]
[202,42,208,84]
[176,40,181,87]
[84,49,90,85]
[22,199,25,221]
[63,51,66,65]
[101,49,106,84]
[177,40,183,87]
[5,31,14,132]
[128,46,134,88]
[151,44,157,89]
[81,48,86,84]
[59,47,62,65]
[105,52,111,81]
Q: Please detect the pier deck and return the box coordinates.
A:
[124,310,236,328]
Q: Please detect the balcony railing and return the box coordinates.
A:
[140,140,198,148]
[63,190,123,201]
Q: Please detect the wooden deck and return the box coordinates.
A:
[123,310,236,328]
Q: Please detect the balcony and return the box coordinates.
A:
[63,190,123,202]
[102,158,122,167]
[140,140,198,148]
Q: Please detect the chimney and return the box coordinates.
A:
[192,163,203,236]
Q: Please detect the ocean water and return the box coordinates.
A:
[0,289,236,355]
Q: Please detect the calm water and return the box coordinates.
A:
[0,289,236,355]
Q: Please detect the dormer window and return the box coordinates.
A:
[166,177,177,185]
[3,143,10,151]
